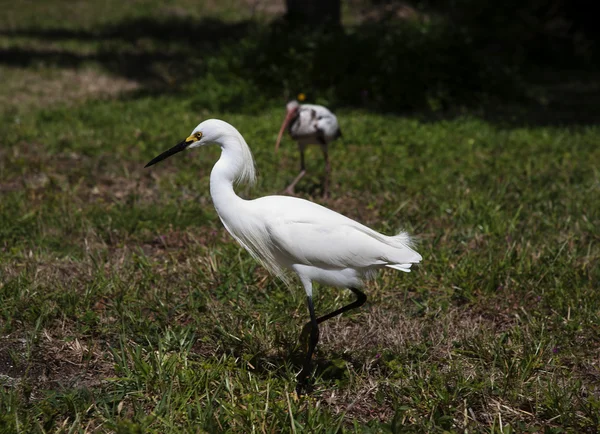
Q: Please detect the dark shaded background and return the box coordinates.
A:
[1,0,598,124]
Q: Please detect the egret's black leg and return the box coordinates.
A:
[298,287,366,351]
[296,288,367,393]
[297,295,319,394]
[314,287,367,327]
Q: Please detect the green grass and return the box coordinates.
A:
[1,1,600,433]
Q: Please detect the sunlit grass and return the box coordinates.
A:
[1,1,599,433]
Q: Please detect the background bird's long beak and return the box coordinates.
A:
[274,110,295,153]
[145,139,190,167]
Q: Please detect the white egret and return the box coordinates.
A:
[146,119,421,392]
[274,95,341,197]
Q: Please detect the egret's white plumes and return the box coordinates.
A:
[192,119,256,186]
[146,119,421,391]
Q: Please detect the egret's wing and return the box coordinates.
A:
[269,222,357,268]
[250,195,421,272]
[267,219,420,270]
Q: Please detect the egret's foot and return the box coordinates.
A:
[295,371,314,396]
[295,323,316,395]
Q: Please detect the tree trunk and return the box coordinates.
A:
[285,0,341,27]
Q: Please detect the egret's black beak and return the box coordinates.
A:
[145,138,192,168]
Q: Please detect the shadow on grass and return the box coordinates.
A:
[0,16,253,87]
[210,323,369,392]
[1,11,600,127]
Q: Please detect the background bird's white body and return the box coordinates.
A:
[275,101,341,196]
[288,103,340,149]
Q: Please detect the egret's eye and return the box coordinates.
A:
[186,131,203,144]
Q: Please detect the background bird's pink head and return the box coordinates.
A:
[275,99,302,153]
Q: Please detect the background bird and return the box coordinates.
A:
[146,119,421,393]
[274,95,342,197]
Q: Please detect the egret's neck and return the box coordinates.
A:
[209,139,253,220]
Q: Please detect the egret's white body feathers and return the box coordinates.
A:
[190,120,421,293]
[147,119,422,387]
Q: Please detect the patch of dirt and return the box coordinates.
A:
[0,66,139,112]
[320,307,495,361]
[359,1,423,23]
[0,257,93,297]
[0,331,114,398]
[121,226,229,263]
[324,378,395,422]
[243,0,285,16]
[1,224,230,289]
[0,144,183,206]
[313,307,502,422]
[0,337,29,388]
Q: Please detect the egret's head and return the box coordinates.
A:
[145,119,256,185]
[144,119,236,168]
[144,119,219,167]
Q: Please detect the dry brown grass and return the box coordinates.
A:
[0,66,139,113]
[0,331,114,400]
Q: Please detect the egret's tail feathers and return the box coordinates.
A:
[383,231,422,268]
[389,231,414,248]
[386,263,413,273]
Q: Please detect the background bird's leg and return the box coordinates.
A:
[284,145,306,195]
[322,146,330,198]
[297,295,319,394]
